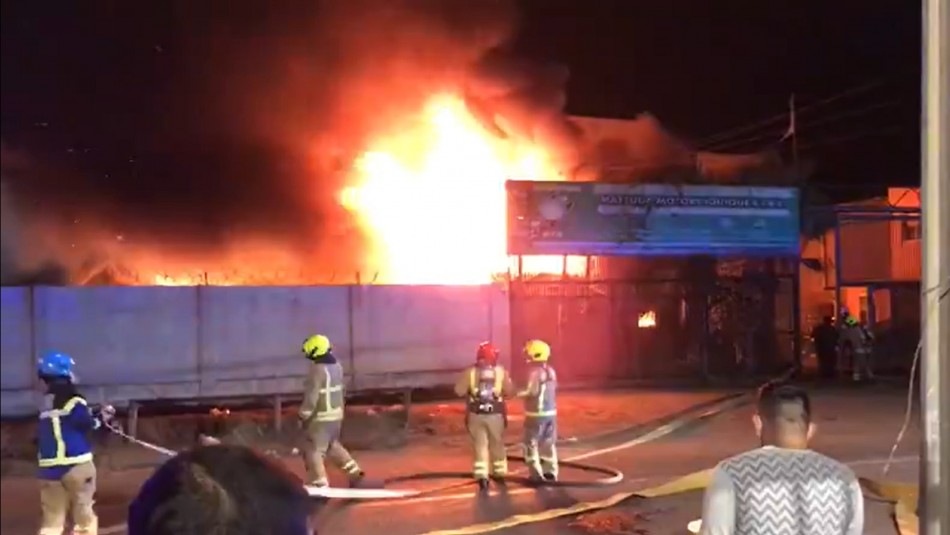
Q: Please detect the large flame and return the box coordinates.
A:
[340,94,586,285]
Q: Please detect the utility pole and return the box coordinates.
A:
[787,93,803,370]
[919,0,949,533]
[788,94,799,168]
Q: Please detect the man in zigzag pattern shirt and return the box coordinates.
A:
[699,383,864,535]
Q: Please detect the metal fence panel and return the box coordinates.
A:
[31,286,200,404]
[196,286,350,397]
[349,285,499,390]
[1,287,35,415]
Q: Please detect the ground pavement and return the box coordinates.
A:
[0,384,918,535]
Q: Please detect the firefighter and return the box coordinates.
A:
[518,339,559,483]
[454,341,515,490]
[840,315,874,382]
[298,334,364,487]
[36,351,112,535]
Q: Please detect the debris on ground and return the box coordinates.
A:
[569,510,653,534]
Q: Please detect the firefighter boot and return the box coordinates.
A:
[477,478,490,492]
[348,471,367,488]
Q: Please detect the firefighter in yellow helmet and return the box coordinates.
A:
[298,334,364,487]
[454,342,516,490]
[518,339,559,482]
[840,314,874,382]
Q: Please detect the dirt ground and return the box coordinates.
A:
[0,389,726,478]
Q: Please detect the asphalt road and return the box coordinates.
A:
[0,384,920,535]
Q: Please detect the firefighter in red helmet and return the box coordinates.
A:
[454,341,515,490]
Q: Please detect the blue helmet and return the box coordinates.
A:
[37,351,76,378]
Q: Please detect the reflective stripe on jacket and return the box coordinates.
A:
[523,365,557,418]
[300,362,345,423]
[37,395,95,468]
[840,325,872,354]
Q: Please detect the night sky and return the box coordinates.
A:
[517,0,920,194]
[1,0,921,225]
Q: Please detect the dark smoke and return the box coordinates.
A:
[463,49,583,173]
[1,0,580,285]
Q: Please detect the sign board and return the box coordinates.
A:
[506,181,800,257]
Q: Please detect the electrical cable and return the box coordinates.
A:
[695,80,885,149]
[882,276,950,476]
[704,101,901,153]
[795,125,905,152]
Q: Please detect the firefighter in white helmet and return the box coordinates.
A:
[518,339,559,482]
[298,334,364,487]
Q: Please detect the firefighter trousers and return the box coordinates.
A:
[852,350,874,380]
[38,460,98,535]
[301,419,362,486]
[466,412,507,479]
[523,416,558,479]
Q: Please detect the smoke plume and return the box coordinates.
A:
[1,0,579,285]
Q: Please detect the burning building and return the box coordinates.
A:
[1,0,789,293]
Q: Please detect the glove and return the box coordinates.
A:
[92,404,116,428]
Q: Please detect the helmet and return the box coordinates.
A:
[302,334,332,359]
[476,342,498,364]
[524,339,551,363]
[844,316,859,327]
[37,351,75,378]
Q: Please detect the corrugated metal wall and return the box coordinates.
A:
[0,285,510,417]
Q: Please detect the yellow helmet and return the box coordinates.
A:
[302,334,332,359]
[524,339,551,363]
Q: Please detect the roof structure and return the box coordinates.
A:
[569,113,796,185]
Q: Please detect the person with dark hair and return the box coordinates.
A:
[698,383,864,535]
[127,444,318,535]
[811,315,839,379]
[35,351,112,535]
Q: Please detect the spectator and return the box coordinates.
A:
[128,444,318,535]
[699,383,863,535]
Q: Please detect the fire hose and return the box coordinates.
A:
[99,373,782,502]
[101,420,624,501]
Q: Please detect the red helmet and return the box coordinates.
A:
[476,342,498,364]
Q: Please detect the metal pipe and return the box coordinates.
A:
[919,0,950,531]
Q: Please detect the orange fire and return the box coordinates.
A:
[638,311,657,328]
[340,94,585,285]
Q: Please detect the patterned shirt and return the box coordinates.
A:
[700,446,864,535]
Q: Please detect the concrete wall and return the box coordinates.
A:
[0,285,510,417]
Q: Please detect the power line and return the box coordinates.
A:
[704,99,901,153]
[796,125,905,151]
[695,80,886,149]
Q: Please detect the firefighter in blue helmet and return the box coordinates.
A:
[518,339,559,482]
[35,351,112,535]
